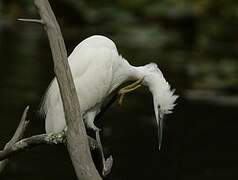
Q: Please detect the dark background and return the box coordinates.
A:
[0,0,238,179]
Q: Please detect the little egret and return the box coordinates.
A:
[41,35,178,151]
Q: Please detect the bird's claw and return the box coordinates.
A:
[118,78,144,106]
[95,129,113,177]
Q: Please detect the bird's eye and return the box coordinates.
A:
[158,105,161,109]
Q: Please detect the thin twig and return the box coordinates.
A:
[6,106,30,147]
[18,18,44,24]
[0,106,30,173]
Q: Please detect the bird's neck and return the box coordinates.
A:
[109,57,151,93]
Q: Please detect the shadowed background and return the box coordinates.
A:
[0,0,238,179]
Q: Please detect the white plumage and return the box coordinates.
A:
[41,35,178,149]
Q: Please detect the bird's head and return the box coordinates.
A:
[142,63,178,150]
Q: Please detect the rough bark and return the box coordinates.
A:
[33,0,102,179]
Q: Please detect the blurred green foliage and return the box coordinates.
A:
[1,0,237,93]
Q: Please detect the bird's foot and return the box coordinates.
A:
[102,155,113,177]
[95,130,113,177]
[118,78,144,106]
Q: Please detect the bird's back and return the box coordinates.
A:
[41,35,120,133]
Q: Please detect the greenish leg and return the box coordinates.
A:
[118,78,144,106]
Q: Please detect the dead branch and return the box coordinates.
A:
[0,107,98,170]
[0,133,65,161]
[0,106,29,173]
[33,0,102,179]
[0,132,98,161]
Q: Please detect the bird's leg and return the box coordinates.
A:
[118,78,144,105]
[85,112,113,177]
[95,129,113,177]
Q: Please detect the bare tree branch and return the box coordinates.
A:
[0,133,64,161]
[33,0,102,179]
[0,106,29,173]
[0,132,98,161]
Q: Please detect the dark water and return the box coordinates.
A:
[0,10,238,180]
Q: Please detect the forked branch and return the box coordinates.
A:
[0,106,99,174]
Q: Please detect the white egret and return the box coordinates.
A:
[40,35,178,151]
